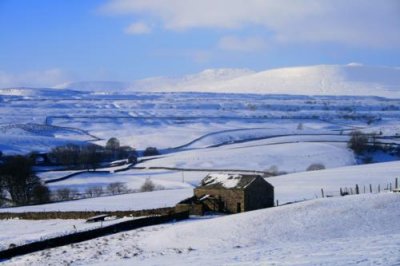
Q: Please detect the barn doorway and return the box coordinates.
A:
[237,202,241,213]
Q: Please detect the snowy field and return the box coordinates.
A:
[139,141,355,173]
[0,217,133,251]
[0,189,193,251]
[1,88,400,154]
[0,189,193,213]
[269,160,400,203]
[5,193,400,265]
[5,161,400,212]
[1,71,400,265]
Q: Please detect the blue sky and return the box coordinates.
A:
[0,0,399,87]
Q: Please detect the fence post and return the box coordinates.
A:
[363,185,366,194]
[350,188,353,195]
[355,184,359,195]
[276,200,279,207]
[370,184,372,193]
[340,188,343,196]
[321,188,324,198]
[378,184,380,193]
[396,178,398,189]
[390,183,392,191]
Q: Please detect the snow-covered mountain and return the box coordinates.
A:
[206,64,400,97]
[55,68,254,93]
[134,64,400,97]
[131,68,255,91]
[53,64,400,98]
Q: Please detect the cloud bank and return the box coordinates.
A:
[101,0,400,48]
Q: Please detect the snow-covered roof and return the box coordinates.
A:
[199,173,259,190]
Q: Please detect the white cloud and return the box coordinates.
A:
[0,69,71,88]
[218,36,267,52]
[124,21,151,34]
[100,0,400,47]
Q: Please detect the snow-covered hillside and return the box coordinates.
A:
[131,68,255,92]
[7,193,400,265]
[140,140,356,173]
[208,64,400,97]
[32,160,400,209]
[1,88,399,154]
[0,189,193,213]
[55,64,400,98]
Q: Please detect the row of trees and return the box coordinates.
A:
[347,130,400,163]
[0,136,162,206]
[47,138,159,170]
[51,179,159,201]
[48,138,138,170]
[347,130,392,155]
[0,156,160,205]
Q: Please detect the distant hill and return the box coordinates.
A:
[131,68,255,91]
[2,64,399,98]
[132,64,400,98]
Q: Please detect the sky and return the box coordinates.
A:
[0,0,399,88]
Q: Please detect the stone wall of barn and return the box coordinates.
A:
[175,203,204,215]
[194,188,245,213]
[244,178,274,211]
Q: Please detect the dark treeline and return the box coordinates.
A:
[48,137,138,170]
[0,155,50,206]
[347,130,400,163]
[0,137,162,207]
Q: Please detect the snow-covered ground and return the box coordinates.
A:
[269,160,400,203]
[1,64,400,265]
[0,217,133,251]
[139,141,355,173]
[5,193,400,265]
[0,189,193,213]
[0,189,193,252]
[5,161,399,213]
[1,86,400,153]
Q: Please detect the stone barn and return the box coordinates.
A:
[176,173,274,215]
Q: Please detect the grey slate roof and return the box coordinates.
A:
[198,173,261,190]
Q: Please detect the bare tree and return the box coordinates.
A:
[55,188,77,201]
[79,144,101,170]
[267,165,279,175]
[348,130,369,154]
[297,123,304,130]
[107,182,128,195]
[106,137,120,151]
[31,183,51,204]
[48,144,80,166]
[140,178,155,192]
[85,186,104,197]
